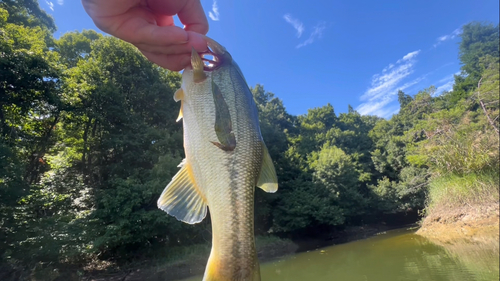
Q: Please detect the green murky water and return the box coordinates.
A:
[181,228,499,281]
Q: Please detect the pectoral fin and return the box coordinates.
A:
[174,88,184,122]
[174,88,184,102]
[257,146,278,193]
[176,103,183,122]
[158,159,207,224]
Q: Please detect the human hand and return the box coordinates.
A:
[82,0,209,71]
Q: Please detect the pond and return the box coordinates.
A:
[180,228,499,281]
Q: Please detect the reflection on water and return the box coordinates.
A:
[181,228,499,281]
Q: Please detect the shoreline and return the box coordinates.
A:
[416,202,499,244]
[87,222,417,281]
[87,236,299,281]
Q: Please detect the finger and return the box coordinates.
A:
[82,0,141,18]
[134,30,207,54]
[116,14,189,46]
[145,0,185,15]
[177,0,209,34]
[140,50,191,71]
[154,13,175,27]
[135,42,191,55]
[88,5,188,46]
[186,31,208,52]
[146,0,208,34]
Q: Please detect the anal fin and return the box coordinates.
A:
[257,146,278,193]
[158,159,207,224]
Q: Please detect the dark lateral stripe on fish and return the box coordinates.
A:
[211,81,237,151]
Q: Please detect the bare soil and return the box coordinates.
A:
[417,202,499,243]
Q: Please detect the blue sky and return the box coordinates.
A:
[41,0,499,118]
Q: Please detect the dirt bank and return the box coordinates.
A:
[417,202,499,243]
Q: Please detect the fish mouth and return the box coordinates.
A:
[199,50,219,71]
[199,37,232,71]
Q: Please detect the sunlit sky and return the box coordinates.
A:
[41,0,499,118]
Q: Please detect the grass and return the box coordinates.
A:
[426,170,499,212]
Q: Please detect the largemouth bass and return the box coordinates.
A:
[158,38,278,281]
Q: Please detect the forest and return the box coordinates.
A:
[1,0,498,279]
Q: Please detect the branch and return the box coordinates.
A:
[476,77,499,136]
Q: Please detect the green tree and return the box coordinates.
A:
[459,22,499,81]
[398,90,413,109]
[55,30,102,68]
[57,36,196,259]
[0,0,56,32]
[452,22,499,105]
[272,179,344,234]
[251,85,295,233]
[0,6,63,276]
[310,144,367,218]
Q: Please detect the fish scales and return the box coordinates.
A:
[158,38,278,281]
[184,64,261,279]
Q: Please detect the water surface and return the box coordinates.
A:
[181,228,499,281]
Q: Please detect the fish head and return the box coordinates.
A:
[181,37,240,88]
[202,37,233,71]
[182,36,248,92]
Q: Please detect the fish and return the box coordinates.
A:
[157,37,278,281]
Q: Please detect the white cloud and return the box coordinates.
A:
[383,63,395,72]
[296,22,326,48]
[434,81,454,95]
[357,50,421,117]
[433,28,462,47]
[208,0,220,21]
[57,0,63,5]
[400,50,420,62]
[434,72,459,96]
[45,0,54,11]
[283,14,304,38]
[357,96,395,118]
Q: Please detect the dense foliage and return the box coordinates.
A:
[1,2,498,279]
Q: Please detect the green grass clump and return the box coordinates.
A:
[427,171,499,212]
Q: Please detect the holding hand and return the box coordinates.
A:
[82,0,209,71]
